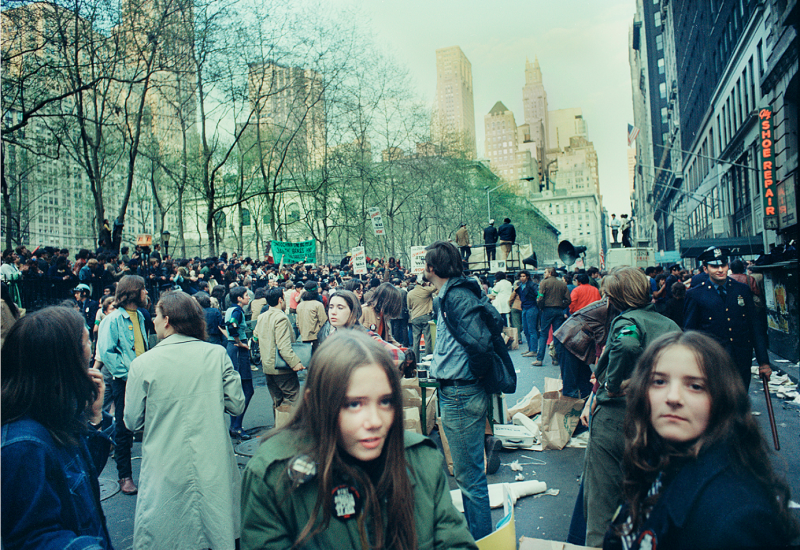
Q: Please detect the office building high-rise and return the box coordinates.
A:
[521,56,549,164]
[433,46,476,159]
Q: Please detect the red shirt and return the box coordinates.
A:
[570,284,601,314]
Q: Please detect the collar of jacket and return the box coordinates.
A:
[262,430,435,482]
[661,442,732,528]
[153,333,200,348]
[438,276,482,303]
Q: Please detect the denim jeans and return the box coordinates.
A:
[439,383,492,540]
[227,342,254,432]
[559,345,594,398]
[521,306,539,353]
[111,377,133,479]
[537,307,565,362]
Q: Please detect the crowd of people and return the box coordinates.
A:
[1,239,798,549]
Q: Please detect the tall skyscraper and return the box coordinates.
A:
[247,62,326,168]
[484,102,538,192]
[433,46,476,159]
[521,56,549,164]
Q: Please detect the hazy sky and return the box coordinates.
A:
[329,0,637,217]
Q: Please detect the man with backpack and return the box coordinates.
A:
[424,241,515,541]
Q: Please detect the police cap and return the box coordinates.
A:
[698,246,730,266]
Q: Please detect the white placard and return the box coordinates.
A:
[410,246,426,274]
[368,207,385,235]
[490,260,506,272]
[351,246,367,275]
[712,218,724,235]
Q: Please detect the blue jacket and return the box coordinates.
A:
[2,415,114,550]
[683,276,768,363]
[518,281,538,309]
[604,442,792,549]
[96,307,149,379]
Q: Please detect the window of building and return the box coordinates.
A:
[656,34,663,51]
[654,11,661,27]
[659,82,667,99]
[658,58,665,74]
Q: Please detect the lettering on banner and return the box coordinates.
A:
[351,246,367,275]
[759,108,778,230]
[368,207,385,236]
[409,246,426,274]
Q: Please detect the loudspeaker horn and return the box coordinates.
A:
[558,240,587,266]
[522,252,538,268]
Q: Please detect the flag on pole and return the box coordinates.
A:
[599,247,605,271]
[627,124,640,147]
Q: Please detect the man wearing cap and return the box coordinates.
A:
[483,219,498,262]
[455,223,471,262]
[664,263,682,293]
[684,247,771,389]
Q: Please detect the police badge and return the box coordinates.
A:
[737,296,745,307]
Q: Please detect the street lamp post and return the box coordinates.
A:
[484,181,510,222]
[162,230,171,257]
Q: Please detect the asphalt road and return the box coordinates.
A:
[100,343,800,548]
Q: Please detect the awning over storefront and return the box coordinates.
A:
[679,236,765,258]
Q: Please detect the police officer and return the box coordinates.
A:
[683,247,771,390]
[73,283,99,335]
[483,219,498,262]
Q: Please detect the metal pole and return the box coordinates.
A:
[487,189,491,222]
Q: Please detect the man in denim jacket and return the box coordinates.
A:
[96,275,149,495]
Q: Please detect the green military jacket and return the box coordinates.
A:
[241,430,478,550]
[594,304,681,406]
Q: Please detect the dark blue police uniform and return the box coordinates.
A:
[684,276,767,390]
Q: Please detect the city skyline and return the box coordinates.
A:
[328,0,636,218]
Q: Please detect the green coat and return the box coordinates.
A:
[241,430,478,550]
[594,304,681,406]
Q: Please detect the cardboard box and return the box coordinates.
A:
[402,387,422,409]
[437,418,454,475]
[403,406,422,434]
[518,537,599,550]
[424,389,437,436]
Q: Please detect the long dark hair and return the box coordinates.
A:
[271,331,416,550]
[622,331,798,539]
[328,290,362,329]
[364,282,402,319]
[2,307,96,446]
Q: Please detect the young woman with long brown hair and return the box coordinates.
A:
[605,331,798,549]
[240,330,476,549]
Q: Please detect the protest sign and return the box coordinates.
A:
[368,207,385,235]
[270,239,317,264]
[351,246,367,274]
[410,246,426,274]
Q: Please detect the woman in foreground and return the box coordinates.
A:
[605,331,798,549]
[240,330,476,549]
[2,307,113,549]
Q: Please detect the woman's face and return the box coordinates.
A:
[328,296,352,328]
[338,363,394,462]
[354,286,363,300]
[648,345,711,444]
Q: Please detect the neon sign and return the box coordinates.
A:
[759,108,778,230]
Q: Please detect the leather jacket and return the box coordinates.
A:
[553,297,610,364]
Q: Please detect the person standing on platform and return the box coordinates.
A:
[620,215,633,248]
[609,213,621,244]
[683,247,770,390]
[483,219,498,262]
[455,223,471,263]
[497,218,516,263]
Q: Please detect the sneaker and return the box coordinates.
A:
[521,351,535,357]
[532,360,543,366]
[485,436,502,475]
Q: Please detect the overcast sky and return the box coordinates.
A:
[327,0,637,217]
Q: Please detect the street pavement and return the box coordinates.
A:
[100,341,800,548]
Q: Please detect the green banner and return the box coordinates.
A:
[271,239,317,264]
